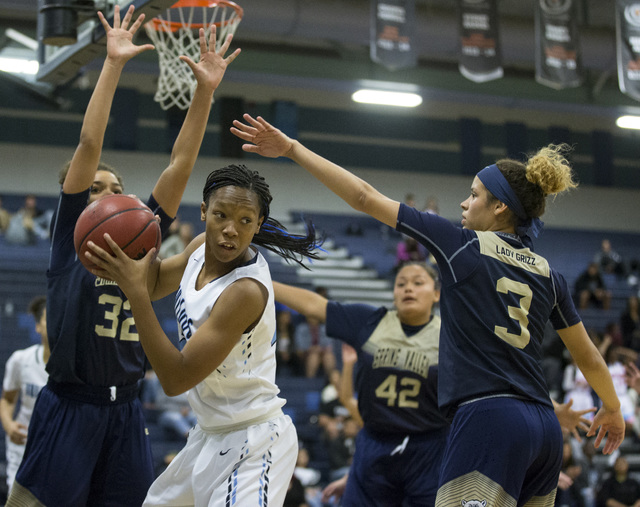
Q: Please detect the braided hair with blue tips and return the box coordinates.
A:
[202,164,323,268]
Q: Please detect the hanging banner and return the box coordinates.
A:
[616,0,640,101]
[458,0,503,83]
[370,0,417,71]
[535,0,583,89]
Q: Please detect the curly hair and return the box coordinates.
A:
[494,144,578,224]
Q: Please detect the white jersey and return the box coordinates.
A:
[175,245,284,431]
[3,343,48,491]
[2,344,48,428]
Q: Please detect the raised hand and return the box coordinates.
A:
[181,25,241,92]
[230,114,295,158]
[98,5,155,64]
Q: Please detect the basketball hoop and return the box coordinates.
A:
[144,0,243,110]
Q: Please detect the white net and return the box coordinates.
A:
[144,0,243,110]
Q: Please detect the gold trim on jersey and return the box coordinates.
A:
[435,470,517,507]
[476,231,550,277]
[362,311,440,380]
[5,481,46,507]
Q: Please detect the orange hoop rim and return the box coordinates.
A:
[147,0,243,32]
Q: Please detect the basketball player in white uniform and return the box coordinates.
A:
[86,164,322,506]
[0,297,49,493]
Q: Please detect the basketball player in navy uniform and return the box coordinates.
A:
[230,115,625,506]
[86,164,321,506]
[7,7,240,507]
[273,262,447,506]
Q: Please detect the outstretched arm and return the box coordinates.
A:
[272,281,328,322]
[63,5,154,194]
[231,115,401,228]
[558,322,625,454]
[151,27,241,217]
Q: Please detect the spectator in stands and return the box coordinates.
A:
[293,287,337,378]
[0,296,49,494]
[0,195,11,234]
[4,194,53,245]
[141,369,196,440]
[555,431,587,507]
[594,238,626,278]
[563,356,598,422]
[326,417,359,481]
[275,303,297,373]
[317,368,351,435]
[542,321,569,402]
[394,234,428,273]
[624,362,640,440]
[575,262,612,310]
[422,195,440,215]
[595,455,640,507]
[621,296,640,353]
[158,217,194,258]
[602,345,637,436]
[283,473,308,507]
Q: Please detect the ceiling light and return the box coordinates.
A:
[616,115,640,129]
[352,89,422,107]
[0,57,39,75]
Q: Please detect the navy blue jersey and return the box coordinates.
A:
[396,204,580,418]
[326,302,447,435]
[46,189,173,386]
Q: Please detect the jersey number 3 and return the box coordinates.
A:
[494,277,532,349]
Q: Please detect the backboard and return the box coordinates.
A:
[36,0,176,85]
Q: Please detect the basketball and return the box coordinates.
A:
[74,194,162,272]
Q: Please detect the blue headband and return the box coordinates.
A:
[476,164,544,247]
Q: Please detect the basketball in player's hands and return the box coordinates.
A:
[74,194,161,272]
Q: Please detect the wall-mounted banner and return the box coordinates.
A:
[535,0,583,89]
[370,0,417,71]
[458,0,503,83]
[616,0,640,101]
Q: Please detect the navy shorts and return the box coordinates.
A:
[13,383,154,506]
[343,426,448,507]
[436,396,563,506]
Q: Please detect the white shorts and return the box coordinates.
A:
[5,436,26,492]
[143,414,298,507]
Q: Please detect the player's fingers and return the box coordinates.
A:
[593,426,605,449]
[103,233,127,257]
[241,144,262,153]
[225,48,241,64]
[120,4,135,30]
[200,28,208,54]
[97,11,111,31]
[231,119,256,134]
[113,4,121,28]
[230,125,256,141]
[218,32,233,54]
[256,116,273,130]
[243,114,263,128]
[129,12,147,34]
[571,428,582,443]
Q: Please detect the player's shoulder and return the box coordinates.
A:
[5,344,39,365]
